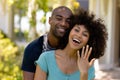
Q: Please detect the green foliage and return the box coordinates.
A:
[29,10,37,27]
[14,28,29,42]
[0,30,22,80]
[35,0,50,12]
[13,0,28,16]
[40,15,46,23]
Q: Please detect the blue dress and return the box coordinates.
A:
[36,50,95,80]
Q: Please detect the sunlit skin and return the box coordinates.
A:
[49,8,72,39]
[47,7,72,48]
[47,9,72,48]
[68,25,90,50]
[34,25,95,80]
[49,14,70,37]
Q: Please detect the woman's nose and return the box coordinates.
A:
[78,32,82,38]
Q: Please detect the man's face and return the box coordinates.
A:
[49,8,72,38]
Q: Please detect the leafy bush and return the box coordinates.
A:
[0,30,22,80]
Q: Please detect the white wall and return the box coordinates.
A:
[89,0,119,70]
[0,3,9,34]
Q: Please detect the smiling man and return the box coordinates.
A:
[21,6,73,80]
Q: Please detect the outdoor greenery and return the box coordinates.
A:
[12,0,79,40]
[0,30,23,80]
[0,0,80,80]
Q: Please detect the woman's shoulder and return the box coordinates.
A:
[40,50,55,58]
[89,65,95,71]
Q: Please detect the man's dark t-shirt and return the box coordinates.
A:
[21,36,44,72]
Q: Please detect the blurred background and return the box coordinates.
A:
[0,0,120,80]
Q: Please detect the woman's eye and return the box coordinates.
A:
[83,33,88,37]
[74,28,79,32]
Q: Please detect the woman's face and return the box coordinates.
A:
[68,24,90,50]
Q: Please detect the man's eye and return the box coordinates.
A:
[56,17,62,20]
[66,19,70,23]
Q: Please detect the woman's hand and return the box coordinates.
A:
[77,45,95,73]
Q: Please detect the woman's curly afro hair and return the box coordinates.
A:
[59,9,108,61]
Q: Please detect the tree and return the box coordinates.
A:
[13,0,29,40]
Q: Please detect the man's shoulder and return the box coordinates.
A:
[28,36,44,48]
[24,35,44,53]
[21,35,46,73]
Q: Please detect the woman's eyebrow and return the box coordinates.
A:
[76,26,89,32]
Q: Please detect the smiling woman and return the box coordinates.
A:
[60,9,108,61]
[69,25,90,50]
[34,8,108,80]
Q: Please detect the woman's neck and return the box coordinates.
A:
[60,45,78,59]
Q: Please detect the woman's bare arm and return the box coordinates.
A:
[34,65,47,80]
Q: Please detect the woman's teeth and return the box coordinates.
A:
[73,38,80,44]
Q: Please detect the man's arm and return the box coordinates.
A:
[23,71,34,80]
[22,37,43,80]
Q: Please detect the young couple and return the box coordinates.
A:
[21,6,108,80]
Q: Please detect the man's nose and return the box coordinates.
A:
[61,20,66,26]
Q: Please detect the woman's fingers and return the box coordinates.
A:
[89,58,96,67]
[84,45,89,58]
[86,47,92,60]
[81,46,85,58]
[82,45,92,60]
[77,50,80,59]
